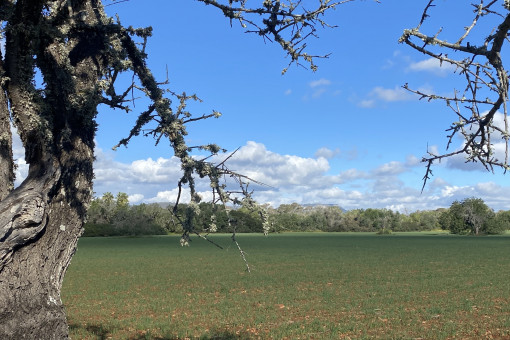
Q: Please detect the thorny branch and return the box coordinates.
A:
[198,0,353,73]
[171,149,271,272]
[400,0,510,191]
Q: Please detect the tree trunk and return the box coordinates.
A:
[0,0,103,336]
[0,138,94,339]
[0,205,80,339]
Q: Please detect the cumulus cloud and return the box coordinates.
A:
[130,157,183,183]
[6,137,499,212]
[224,141,332,188]
[92,147,186,202]
[205,142,510,212]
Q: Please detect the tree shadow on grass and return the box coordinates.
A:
[132,329,253,340]
[68,323,111,340]
[69,323,253,340]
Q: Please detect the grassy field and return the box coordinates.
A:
[62,233,510,339]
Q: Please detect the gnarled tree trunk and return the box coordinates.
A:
[0,1,103,338]
[0,145,93,338]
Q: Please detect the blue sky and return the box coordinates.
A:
[13,0,510,211]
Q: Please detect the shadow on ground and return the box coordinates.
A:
[69,323,253,340]
[69,323,111,340]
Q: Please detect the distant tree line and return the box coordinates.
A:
[85,192,173,236]
[84,192,266,237]
[84,193,510,236]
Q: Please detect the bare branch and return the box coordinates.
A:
[401,1,510,186]
[198,0,353,73]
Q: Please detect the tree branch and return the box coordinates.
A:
[401,1,510,187]
[199,0,352,73]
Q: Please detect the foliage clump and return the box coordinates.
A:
[439,197,507,235]
[376,228,392,235]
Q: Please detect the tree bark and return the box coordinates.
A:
[0,1,103,337]
[0,137,94,339]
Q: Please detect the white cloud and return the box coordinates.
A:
[303,78,333,100]
[405,155,420,167]
[315,147,340,159]
[284,89,292,95]
[311,88,327,99]
[11,125,28,188]
[92,147,184,201]
[372,161,407,176]
[12,127,25,160]
[27,140,506,213]
[315,147,359,162]
[130,157,182,183]
[147,188,214,204]
[14,158,28,188]
[128,193,144,204]
[309,78,331,88]
[426,145,440,157]
[429,177,448,189]
[147,188,182,203]
[371,86,415,102]
[337,168,368,182]
[408,58,457,76]
[445,153,486,172]
[224,141,332,188]
[475,181,502,196]
[358,85,417,108]
[358,99,375,108]
[441,185,474,199]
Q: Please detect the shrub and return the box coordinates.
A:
[82,223,119,237]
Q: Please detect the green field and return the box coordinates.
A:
[62,233,510,339]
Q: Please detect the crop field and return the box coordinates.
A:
[62,233,510,339]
